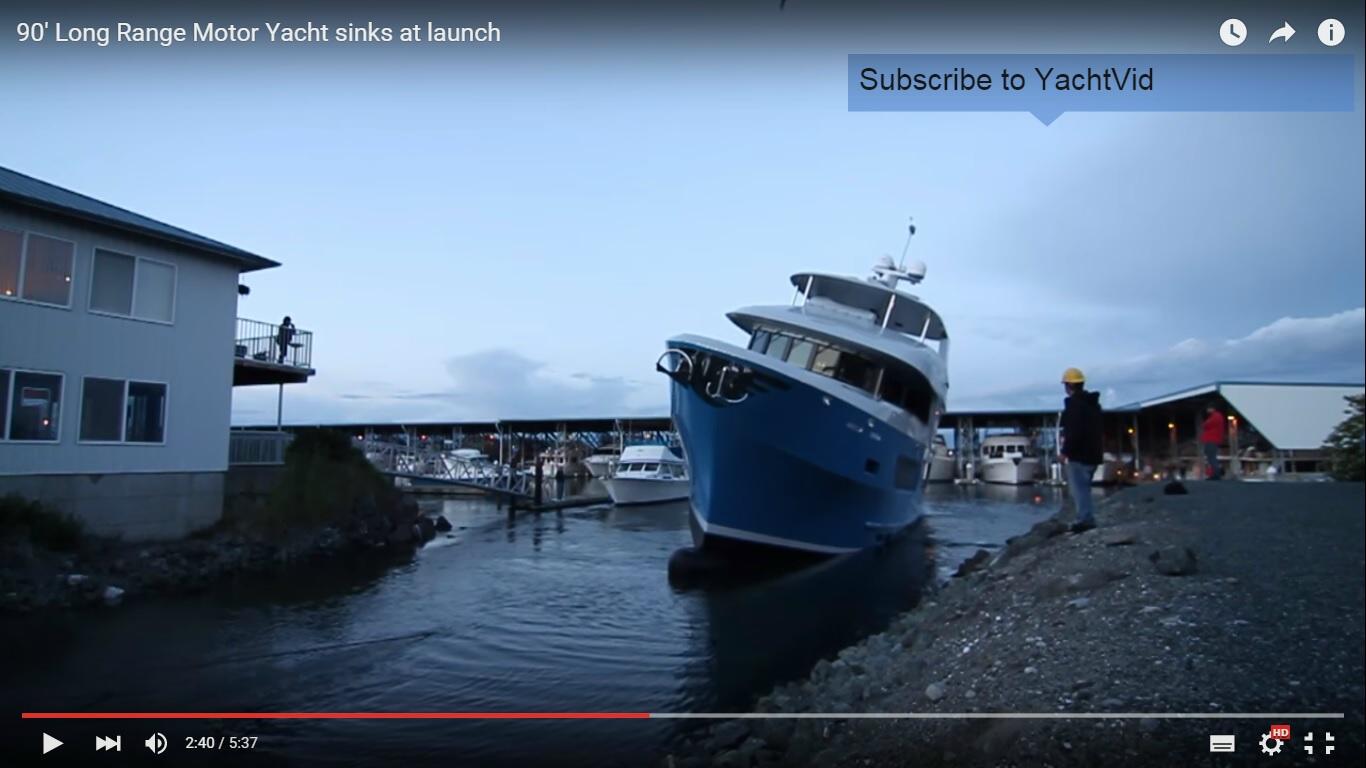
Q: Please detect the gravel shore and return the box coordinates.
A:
[670,482,1365,767]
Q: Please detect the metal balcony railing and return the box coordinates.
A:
[229,429,294,465]
[235,317,313,369]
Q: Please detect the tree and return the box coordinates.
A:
[1323,394,1365,481]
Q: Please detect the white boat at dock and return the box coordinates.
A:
[443,448,499,479]
[584,445,621,479]
[926,434,957,482]
[602,445,690,506]
[978,434,1042,485]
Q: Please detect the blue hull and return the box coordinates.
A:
[670,348,930,555]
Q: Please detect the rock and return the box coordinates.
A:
[415,516,436,541]
[1100,698,1125,709]
[1100,528,1138,546]
[101,585,125,606]
[925,682,946,702]
[715,749,745,768]
[1067,597,1091,609]
[434,515,453,532]
[1024,666,1038,675]
[955,548,992,578]
[707,721,749,752]
[1162,480,1189,495]
[1149,546,1198,576]
[65,574,89,587]
[737,736,766,762]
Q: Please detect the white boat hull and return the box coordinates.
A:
[926,455,957,482]
[980,458,1041,485]
[584,455,616,479]
[603,476,690,506]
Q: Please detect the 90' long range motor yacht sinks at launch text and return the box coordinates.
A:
[657,224,949,557]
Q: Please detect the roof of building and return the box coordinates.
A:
[0,165,278,272]
[1119,381,1364,450]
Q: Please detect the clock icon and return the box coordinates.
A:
[1220,18,1247,46]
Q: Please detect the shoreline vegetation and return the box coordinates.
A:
[0,430,440,613]
[667,482,1365,768]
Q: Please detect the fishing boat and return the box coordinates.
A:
[657,223,948,555]
[602,445,691,505]
[977,434,1042,485]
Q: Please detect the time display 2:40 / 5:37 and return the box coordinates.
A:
[185,736,259,749]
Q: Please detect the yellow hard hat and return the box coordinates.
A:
[1062,367,1086,384]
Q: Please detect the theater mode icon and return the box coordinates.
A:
[1209,734,1236,753]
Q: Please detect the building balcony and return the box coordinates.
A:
[233,317,315,386]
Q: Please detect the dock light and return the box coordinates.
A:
[1167,422,1175,430]
[1127,427,1135,434]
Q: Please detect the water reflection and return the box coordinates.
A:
[2,484,1057,767]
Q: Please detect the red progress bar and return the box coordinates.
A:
[22,712,652,720]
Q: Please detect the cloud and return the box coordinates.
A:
[955,308,1365,411]
[232,348,668,425]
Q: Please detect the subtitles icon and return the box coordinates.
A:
[1304,732,1335,756]
[145,732,168,755]
[1209,734,1236,753]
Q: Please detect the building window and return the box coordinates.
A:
[126,381,167,443]
[79,377,125,442]
[90,249,176,323]
[0,370,9,437]
[0,229,20,298]
[6,370,63,441]
[78,377,168,444]
[0,229,75,307]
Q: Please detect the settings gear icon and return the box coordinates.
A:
[1260,732,1283,756]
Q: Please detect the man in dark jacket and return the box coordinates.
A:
[1059,367,1104,533]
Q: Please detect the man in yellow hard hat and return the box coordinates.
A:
[1059,367,1104,533]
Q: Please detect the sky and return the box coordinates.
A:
[3,1,1363,424]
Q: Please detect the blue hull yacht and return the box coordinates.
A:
[658,226,949,556]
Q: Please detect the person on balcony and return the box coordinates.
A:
[276,316,296,364]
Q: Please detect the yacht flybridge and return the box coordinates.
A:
[657,223,949,555]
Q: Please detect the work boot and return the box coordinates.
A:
[1070,520,1096,534]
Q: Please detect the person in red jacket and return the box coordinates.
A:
[1200,405,1226,480]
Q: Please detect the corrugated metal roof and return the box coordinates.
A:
[0,165,277,272]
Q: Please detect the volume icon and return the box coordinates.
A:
[95,735,121,751]
[145,732,168,754]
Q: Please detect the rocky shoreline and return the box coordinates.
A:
[668,482,1366,767]
[0,495,447,613]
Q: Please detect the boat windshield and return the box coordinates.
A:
[746,325,935,421]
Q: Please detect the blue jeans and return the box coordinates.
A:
[1066,461,1097,525]
[1202,442,1221,479]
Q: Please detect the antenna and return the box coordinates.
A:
[898,218,916,271]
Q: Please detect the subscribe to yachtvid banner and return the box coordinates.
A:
[848,54,1355,125]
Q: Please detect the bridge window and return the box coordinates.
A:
[811,346,840,377]
[748,329,771,353]
[787,339,815,369]
[765,334,791,360]
[878,365,935,422]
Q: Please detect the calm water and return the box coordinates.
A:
[1,484,1064,766]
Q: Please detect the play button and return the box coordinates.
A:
[42,733,63,754]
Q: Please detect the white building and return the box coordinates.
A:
[0,166,312,540]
